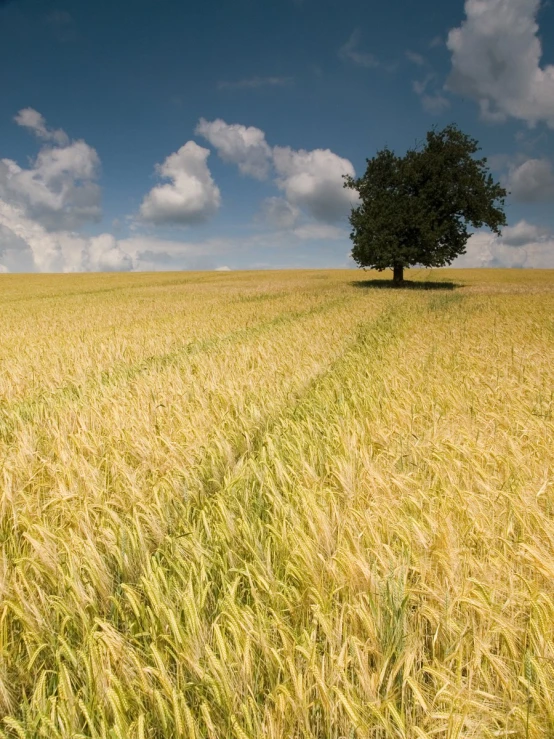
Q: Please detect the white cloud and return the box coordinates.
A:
[500,219,549,246]
[0,110,357,273]
[116,226,353,271]
[117,235,237,271]
[87,234,134,272]
[454,232,527,267]
[14,107,69,146]
[339,29,380,68]
[259,197,300,229]
[1,110,101,231]
[196,118,358,224]
[0,200,133,273]
[273,146,358,223]
[446,0,554,127]
[0,108,135,272]
[505,158,554,202]
[119,234,228,259]
[453,220,554,268]
[195,118,272,180]
[215,265,231,271]
[0,221,36,272]
[0,200,62,271]
[140,141,220,225]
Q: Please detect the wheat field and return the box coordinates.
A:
[0,268,553,738]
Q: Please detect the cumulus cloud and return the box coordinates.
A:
[196,118,358,223]
[0,199,133,273]
[116,234,239,271]
[339,30,380,68]
[14,107,69,145]
[116,225,352,271]
[259,197,300,229]
[195,118,272,180]
[499,219,549,246]
[273,146,358,223]
[446,0,554,127]
[0,107,137,272]
[0,109,101,231]
[453,219,554,268]
[454,232,527,267]
[140,141,220,225]
[0,200,64,271]
[0,222,36,272]
[505,158,554,202]
[119,234,227,259]
[87,234,134,272]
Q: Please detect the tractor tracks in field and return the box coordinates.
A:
[0,294,355,444]
[95,298,422,659]
[0,290,457,723]
[130,297,420,559]
[141,287,464,560]
[114,290,464,641]
[177,300,414,517]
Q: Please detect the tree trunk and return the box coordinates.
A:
[393,264,404,284]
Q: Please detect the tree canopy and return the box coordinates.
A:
[343,124,507,283]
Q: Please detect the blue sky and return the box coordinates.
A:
[1,0,554,272]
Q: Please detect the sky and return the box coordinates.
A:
[1,0,554,273]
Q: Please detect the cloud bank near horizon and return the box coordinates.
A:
[1,106,553,273]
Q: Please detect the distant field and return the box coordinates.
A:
[0,268,553,738]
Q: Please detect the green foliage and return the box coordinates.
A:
[344,124,507,279]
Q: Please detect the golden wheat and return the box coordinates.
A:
[0,268,553,737]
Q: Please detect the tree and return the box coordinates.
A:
[343,124,507,283]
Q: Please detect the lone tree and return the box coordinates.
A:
[343,124,507,283]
